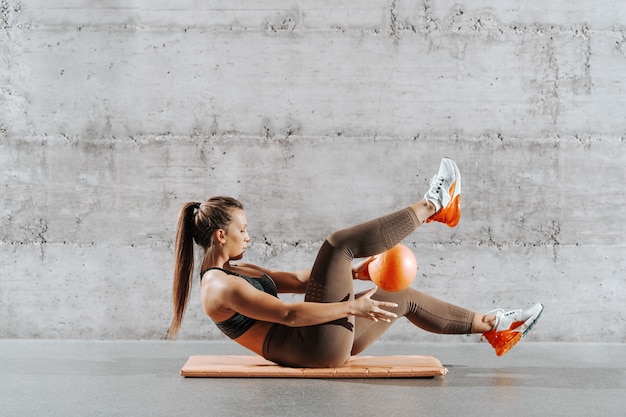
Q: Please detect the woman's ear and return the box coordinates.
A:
[215,229,226,244]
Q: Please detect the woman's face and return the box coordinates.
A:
[223,208,249,260]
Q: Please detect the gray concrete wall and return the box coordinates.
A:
[1,1,624,342]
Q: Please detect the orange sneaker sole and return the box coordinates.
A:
[482,321,526,356]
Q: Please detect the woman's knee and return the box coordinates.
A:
[325,230,344,248]
[325,231,355,260]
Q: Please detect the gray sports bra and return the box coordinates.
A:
[201,267,278,339]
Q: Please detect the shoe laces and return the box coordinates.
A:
[432,175,445,191]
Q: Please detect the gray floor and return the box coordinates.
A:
[1,340,624,417]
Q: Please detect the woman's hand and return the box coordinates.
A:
[352,256,377,281]
[351,287,398,323]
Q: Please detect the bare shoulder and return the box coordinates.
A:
[200,269,238,316]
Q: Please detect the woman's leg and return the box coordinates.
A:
[350,287,544,357]
[350,288,476,355]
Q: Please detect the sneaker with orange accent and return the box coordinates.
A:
[482,303,544,356]
[424,157,462,227]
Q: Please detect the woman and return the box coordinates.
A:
[167,158,543,366]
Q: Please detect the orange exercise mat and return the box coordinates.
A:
[180,355,447,378]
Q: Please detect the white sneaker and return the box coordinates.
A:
[482,303,544,356]
[424,157,462,227]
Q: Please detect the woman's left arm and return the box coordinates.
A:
[236,263,310,293]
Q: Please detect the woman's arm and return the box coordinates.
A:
[203,271,397,327]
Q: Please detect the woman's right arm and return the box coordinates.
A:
[203,274,397,327]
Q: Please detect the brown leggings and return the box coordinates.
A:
[262,207,474,368]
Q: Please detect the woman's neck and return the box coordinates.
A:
[201,249,229,271]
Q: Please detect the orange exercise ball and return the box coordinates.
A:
[368,244,417,292]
